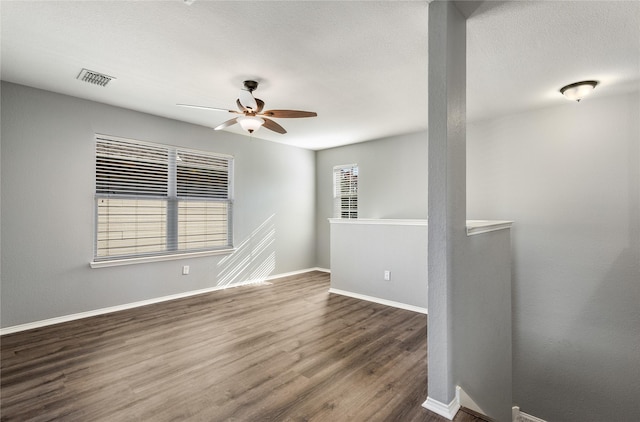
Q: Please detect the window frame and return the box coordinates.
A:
[91,134,234,268]
[333,163,358,219]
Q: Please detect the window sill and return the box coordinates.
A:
[90,248,236,269]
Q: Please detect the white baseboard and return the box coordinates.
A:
[0,267,323,336]
[512,406,547,422]
[328,288,428,314]
[423,393,460,420]
[268,267,328,278]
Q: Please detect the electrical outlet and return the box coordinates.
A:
[384,270,391,281]
[182,265,190,275]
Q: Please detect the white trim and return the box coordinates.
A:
[0,268,322,336]
[327,218,512,235]
[313,267,331,273]
[466,220,513,236]
[328,218,428,226]
[333,163,358,170]
[266,268,328,279]
[328,288,427,314]
[422,393,460,420]
[90,248,236,268]
[512,407,547,422]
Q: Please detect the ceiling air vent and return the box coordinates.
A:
[76,68,115,87]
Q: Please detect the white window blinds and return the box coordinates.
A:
[333,164,358,219]
[95,135,233,261]
[96,139,168,196]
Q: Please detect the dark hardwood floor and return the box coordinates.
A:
[1,271,486,422]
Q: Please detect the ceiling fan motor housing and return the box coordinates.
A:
[243,80,259,92]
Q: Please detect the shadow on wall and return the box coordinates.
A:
[515,244,640,422]
[216,215,276,286]
[518,98,640,421]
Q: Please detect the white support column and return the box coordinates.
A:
[423,1,467,419]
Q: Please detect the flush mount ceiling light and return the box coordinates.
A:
[237,115,264,134]
[560,80,598,102]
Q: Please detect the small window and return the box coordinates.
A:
[333,164,358,219]
[94,135,233,262]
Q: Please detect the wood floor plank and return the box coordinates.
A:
[1,271,487,422]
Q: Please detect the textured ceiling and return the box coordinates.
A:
[1,1,638,150]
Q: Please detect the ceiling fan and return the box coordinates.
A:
[178,80,317,134]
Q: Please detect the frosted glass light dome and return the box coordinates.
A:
[560,80,598,102]
[237,116,264,133]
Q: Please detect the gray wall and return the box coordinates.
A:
[315,131,428,269]
[453,229,512,422]
[429,3,512,419]
[3,80,638,421]
[329,220,428,309]
[426,0,467,411]
[1,82,316,328]
[467,92,640,422]
[315,90,639,421]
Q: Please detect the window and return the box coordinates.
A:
[333,164,358,218]
[94,135,233,262]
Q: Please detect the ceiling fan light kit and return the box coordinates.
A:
[237,116,264,133]
[560,80,598,102]
[178,80,317,135]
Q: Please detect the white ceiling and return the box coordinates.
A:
[1,1,638,150]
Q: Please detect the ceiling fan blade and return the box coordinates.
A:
[255,98,265,113]
[177,103,239,113]
[261,110,317,118]
[238,89,258,111]
[262,118,287,134]
[214,117,239,131]
[236,99,247,112]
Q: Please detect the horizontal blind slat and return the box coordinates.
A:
[95,136,233,260]
[177,149,230,200]
[96,139,169,196]
[333,164,358,219]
